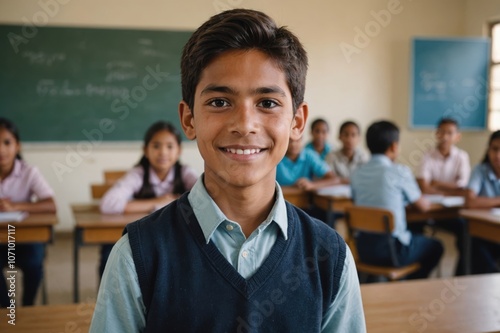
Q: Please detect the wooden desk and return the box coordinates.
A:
[0,302,94,332]
[459,209,500,274]
[460,209,500,243]
[362,273,500,333]
[281,186,352,228]
[406,204,460,222]
[0,214,57,244]
[72,204,145,303]
[281,186,311,209]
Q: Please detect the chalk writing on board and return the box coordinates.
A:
[21,51,66,66]
[36,80,129,99]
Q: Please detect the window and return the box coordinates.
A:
[488,21,500,130]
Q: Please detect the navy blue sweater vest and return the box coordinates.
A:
[125,193,346,333]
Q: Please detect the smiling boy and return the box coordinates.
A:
[90,9,365,332]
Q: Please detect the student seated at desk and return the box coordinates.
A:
[305,118,333,160]
[0,117,56,306]
[417,117,470,195]
[91,9,365,332]
[325,120,368,182]
[351,120,443,279]
[416,117,470,275]
[465,130,500,274]
[99,121,198,276]
[277,137,343,191]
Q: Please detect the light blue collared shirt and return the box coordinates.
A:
[351,154,421,245]
[90,177,366,332]
[468,163,500,197]
[276,149,331,186]
[305,141,333,160]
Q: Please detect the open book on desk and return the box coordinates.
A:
[423,195,465,207]
[0,211,28,222]
[316,185,352,198]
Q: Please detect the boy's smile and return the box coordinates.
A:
[179,49,307,194]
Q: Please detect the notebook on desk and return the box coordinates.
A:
[316,185,352,198]
[423,195,465,207]
[0,211,28,222]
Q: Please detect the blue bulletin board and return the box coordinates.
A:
[410,37,490,130]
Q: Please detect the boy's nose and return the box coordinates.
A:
[230,104,259,136]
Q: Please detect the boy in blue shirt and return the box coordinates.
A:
[90,9,365,332]
[351,120,443,279]
[277,137,342,191]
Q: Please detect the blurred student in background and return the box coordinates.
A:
[99,121,198,276]
[0,117,56,306]
[326,120,368,182]
[305,118,332,160]
[466,130,500,274]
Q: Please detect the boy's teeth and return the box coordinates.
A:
[226,148,260,155]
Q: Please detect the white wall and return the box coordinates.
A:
[1,0,497,230]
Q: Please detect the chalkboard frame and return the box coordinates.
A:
[409,37,491,131]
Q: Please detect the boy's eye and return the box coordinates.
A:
[258,100,278,109]
[209,99,229,108]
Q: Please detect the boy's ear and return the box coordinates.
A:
[178,101,196,140]
[290,102,308,141]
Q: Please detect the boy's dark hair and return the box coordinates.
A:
[310,118,329,131]
[482,130,500,165]
[134,121,186,199]
[339,120,360,136]
[181,9,308,112]
[366,120,399,154]
[437,117,459,129]
[0,117,22,160]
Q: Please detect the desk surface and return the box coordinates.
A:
[460,209,500,244]
[0,213,57,243]
[361,273,500,333]
[0,213,58,227]
[72,204,145,228]
[0,302,94,333]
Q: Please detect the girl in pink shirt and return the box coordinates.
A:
[0,117,56,306]
[98,121,198,276]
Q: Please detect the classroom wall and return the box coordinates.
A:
[1,0,497,230]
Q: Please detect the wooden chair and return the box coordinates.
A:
[90,183,113,199]
[345,206,420,281]
[103,170,126,184]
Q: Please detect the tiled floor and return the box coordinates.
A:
[24,219,457,305]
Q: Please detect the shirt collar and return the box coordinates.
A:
[431,146,458,159]
[485,164,499,182]
[10,159,22,178]
[187,175,288,243]
[371,154,392,165]
[148,166,175,185]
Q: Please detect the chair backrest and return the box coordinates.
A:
[103,170,127,184]
[345,206,395,234]
[91,183,113,199]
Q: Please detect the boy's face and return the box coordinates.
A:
[436,123,460,150]
[311,122,328,146]
[179,49,307,190]
[339,125,360,151]
[0,128,20,171]
[286,138,303,160]
[488,138,500,171]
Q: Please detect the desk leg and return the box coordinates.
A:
[464,219,471,275]
[74,229,80,303]
[327,200,335,229]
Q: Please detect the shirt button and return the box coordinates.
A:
[242,251,249,258]
[226,224,234,231]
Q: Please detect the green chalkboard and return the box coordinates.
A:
[0,24,192,141]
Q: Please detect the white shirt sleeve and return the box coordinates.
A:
[100,168,143,214]
[89,234,146,332]
[321,246,366,332]
[28,166,55,200]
